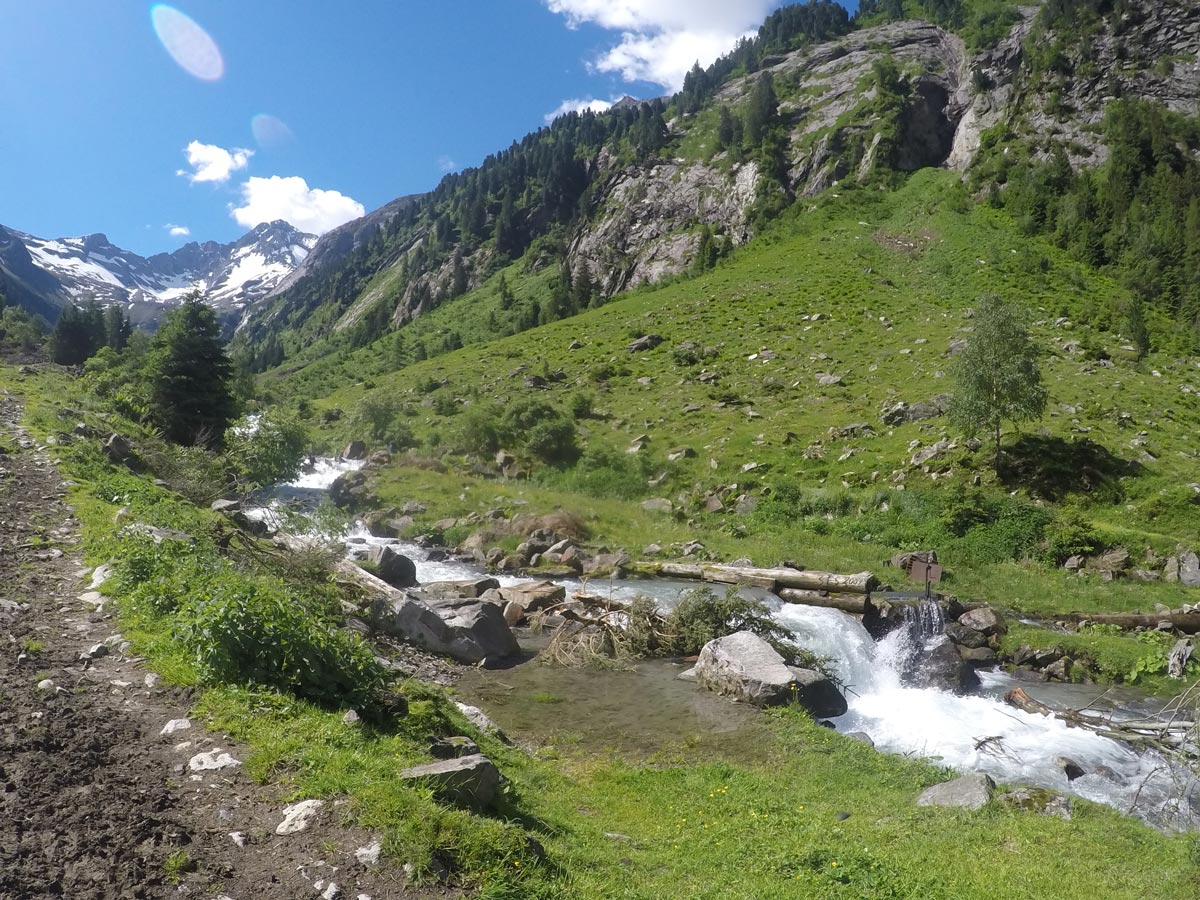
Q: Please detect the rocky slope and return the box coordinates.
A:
[0,220,316,326]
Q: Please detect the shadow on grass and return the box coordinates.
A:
[1000,436,1142,502]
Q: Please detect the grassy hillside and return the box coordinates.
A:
[275,172,1199,628]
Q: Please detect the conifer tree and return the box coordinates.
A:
[147,292,237,447]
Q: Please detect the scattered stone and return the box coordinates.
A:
[342,709,361,726]
[82,642,109,661]
[640,497,674,514]
[188,750,240,772]
[430,736,480,759]
[916,774,995,810]
[817,373,844,387]
[1042,657,1073,682]
[998,787,1072,820]
[88,563,114,588]
[399,754,501,812]
[498,581,564,612]
[454,702,506,739]
[321,882,342,900]
[1057,757,1086,781]
[78,591,105,608]
[355,840,383,866]
[160,718,192,736]
[343,440,368,460]
[627,334,664,353]
[846,731,875,748]
[958,646,998,666]
[1180,551,1200,588]
[228,831,247,848]
[144,673,161,689]
[276,799,324,835]
[36,678,55,692]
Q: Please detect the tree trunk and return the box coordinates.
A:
[775,588,868,613]
[1077,612,1200,634]
[994,419,1002,473]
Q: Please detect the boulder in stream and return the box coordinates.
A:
[342,440,368,460]
[367,545,417,588]
[916,637,980,693]
[693,631,847,715]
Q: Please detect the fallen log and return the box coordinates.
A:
[1078,612,1200,634]
[700,564,878,594]
[776,588,868,614]
[657,562,703,579]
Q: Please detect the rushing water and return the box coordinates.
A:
[768,601,1199,830]
[264,456,1200,830]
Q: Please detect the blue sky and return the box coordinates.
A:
[0,1,851,255]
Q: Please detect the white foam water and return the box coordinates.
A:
[769,602,1200,830]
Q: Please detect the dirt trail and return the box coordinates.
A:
[0,394,433,899]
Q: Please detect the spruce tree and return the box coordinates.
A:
[147,293,237,447]
[104,304,132,351]
[744,72,779,147]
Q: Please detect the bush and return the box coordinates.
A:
[224,413,307,491]
[665,588,797,660]
[457,402,504,455]
[1043,510,1106,564]
[180,576,386,707]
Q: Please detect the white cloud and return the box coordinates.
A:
[437,155,458,173]
[166,224,191,237]
[230,175,365,235]
[544,97,615,124]
[545,0,775,91]
[178,140,253,184]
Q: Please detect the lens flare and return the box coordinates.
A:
[251,114,295,149]
[150,5,224,82]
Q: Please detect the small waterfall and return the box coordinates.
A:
[768,601,1200,831]
[902,598,945,640]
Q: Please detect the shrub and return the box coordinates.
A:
[179,575,386,707]
[665,588,796,660]
[224,413,307,491]
[1043,510,1106,564]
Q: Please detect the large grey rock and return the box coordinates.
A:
[694,631,847,714]
[498,581,565,613]
[1180,551,1200,588]
[957,607,1005,636]
[422,578,500,599]
[433,597,520,662]
[329,470,372,509]
[399,754,500,811]
[342,440,368,460]
[366,545,417,588]
[916,774,995,810]
[368,593,518,664]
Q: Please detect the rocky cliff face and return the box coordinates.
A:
[251,0,1200,346]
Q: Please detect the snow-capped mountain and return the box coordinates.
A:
[0,220,317,326]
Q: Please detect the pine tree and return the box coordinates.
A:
[147,293,237,448]
[104,304,132,351]
[744,72,779,147]
[48,304,101,365]
[950,294,1048,472]
[498,273,515,310]
[717,105,737,152]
